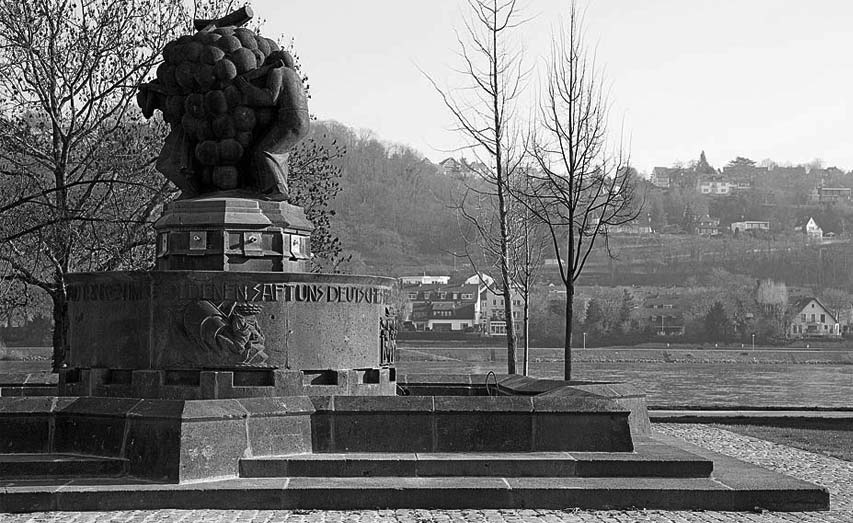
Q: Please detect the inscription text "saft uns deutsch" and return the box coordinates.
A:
[69,281,390,305]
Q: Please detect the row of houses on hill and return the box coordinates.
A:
[401,274,523,336]
[633,293,844,339]
[649,161,852,203]
[401,273,848,341]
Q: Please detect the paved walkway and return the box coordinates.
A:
[4,424,852,522]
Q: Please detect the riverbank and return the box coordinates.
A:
[398,343,853,365]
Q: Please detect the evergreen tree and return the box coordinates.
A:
[695,151,716,175]
[619,290,635,324]
[704,301,729,341]
[584,298,606,335]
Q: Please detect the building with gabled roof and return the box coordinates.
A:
[402,281,484,331]
[696,215,720,236]
[794,217,823,242]
[788,297,840,338]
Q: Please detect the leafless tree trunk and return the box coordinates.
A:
[0,0,185,369]
[425,0,530,373]
[512,166,548,375]
[520,3,637,380]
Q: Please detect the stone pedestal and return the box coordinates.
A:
[62,271,398,398]
[154,195,314,273]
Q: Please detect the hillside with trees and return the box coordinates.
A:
[308,120,468,276]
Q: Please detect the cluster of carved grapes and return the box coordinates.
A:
[154,26,282,189]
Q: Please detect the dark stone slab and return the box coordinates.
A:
[330,395,434,412]
[53,398,142,457]
[0,416,51,453]
[127,398,185,420]
[434,412,532,452]
[0,372,57,386]
[330,412,433,452]
[534,413,633,452]
[0,453,126,478]
[124,416,181,481]
[398,374,476,385]
[531,394,624,412]
[181,398,247,421]
[0,461,830,512]
[56,397,142,417]
[240,453,581,478]
[246,415,312,457]
[283,476,513,509]
[571,447,713,477]
[414,453,576,477]
[0,397,72,453]
[505,476,734,510]
[432,396,533,413]
[179,418,248,481]
[397,374,653,437]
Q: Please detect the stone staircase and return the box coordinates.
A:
[0,453,127,479]
[225,437,737,509]
[239,439,714,478]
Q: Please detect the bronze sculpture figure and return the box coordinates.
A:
[137,6,309,201]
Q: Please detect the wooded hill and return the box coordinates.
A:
[309,120,467,276]
[313,121,853,293]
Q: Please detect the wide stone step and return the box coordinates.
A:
[240,447,713,479]
[0,453,127,478]
[0,475,828,512]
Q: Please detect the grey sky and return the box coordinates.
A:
[256,0,852,173]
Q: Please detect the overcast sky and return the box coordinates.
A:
[254,0,852,173]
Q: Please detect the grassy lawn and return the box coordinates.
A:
[712,423,853,462]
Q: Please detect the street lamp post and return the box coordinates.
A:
[751,333,755,354]
[583,332,586,350]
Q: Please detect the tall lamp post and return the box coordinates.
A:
[583,332,586,350]
[751,332,755,354]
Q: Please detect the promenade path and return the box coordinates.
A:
[4,424,851,523]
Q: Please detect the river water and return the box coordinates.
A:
[397,355,853,408]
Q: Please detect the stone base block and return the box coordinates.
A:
[0,396,314,483]
[309,395,634,453]
[60,367,396,399]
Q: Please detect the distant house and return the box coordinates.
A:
[589,217,652,235]
[403,282,483,331]
[788,297,840,338]
[607,223,653,235]
[696,215,720,236]
[722,165,766,189]
[730,221,770,234]
[438,157,487,179]
[794,217,823,242]
[697,177,734,195]
[400,275,450,286]
[638,294,685,336]
[818,187,851,203]
[438,157,465,177]
[649,167,674,188]
[479,285,523,336]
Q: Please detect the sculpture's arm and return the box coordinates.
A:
[254,66,310,155]
[234,66,284,107]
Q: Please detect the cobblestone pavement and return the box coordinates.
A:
[3,424,852,523]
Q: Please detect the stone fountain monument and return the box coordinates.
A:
[0,7,829,512]
[62,6,397,401]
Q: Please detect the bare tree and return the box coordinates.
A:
[425,0,530,373]
[510,165,548,375]
[0,0,185,369]
[521,3,637,380]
